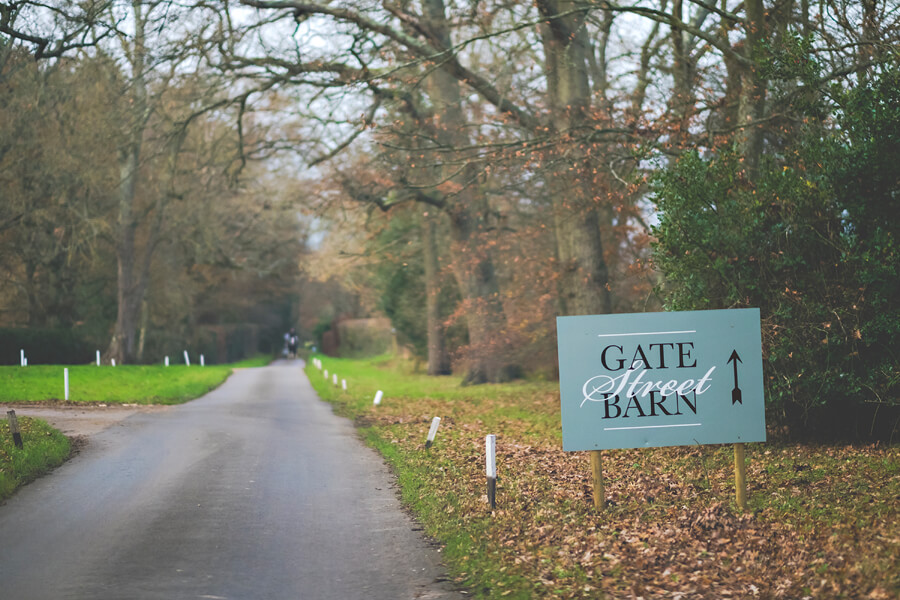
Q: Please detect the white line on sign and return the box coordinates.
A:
[596,330,696,338]
[603,423,702,431]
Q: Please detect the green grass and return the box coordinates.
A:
[0,355,271,405]
[307,353,900,600]
[0,416,71,500]
[311,354,560,435]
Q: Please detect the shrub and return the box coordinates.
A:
[650,73,899,440]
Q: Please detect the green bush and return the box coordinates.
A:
[650,73,899,440]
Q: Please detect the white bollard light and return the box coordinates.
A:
[373,390,383,406]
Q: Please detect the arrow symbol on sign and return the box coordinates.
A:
[727,350,743,405]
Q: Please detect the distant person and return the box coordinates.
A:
[287,328,298,359]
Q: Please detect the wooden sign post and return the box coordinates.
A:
[590,450,605,510]
[734,442,747,510]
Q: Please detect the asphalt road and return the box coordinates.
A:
[0,361,463,600]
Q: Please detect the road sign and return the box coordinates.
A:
[557,308,766,451]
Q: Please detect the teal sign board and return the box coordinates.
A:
[557,309,766,451]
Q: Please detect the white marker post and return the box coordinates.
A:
[425,417,441,449]
[111,358,116,367]
[486,434,497,510]
[200,354,205,367]
[165,356,169,367]
[64,368,69,401]
[183,350,190,366]
[332,374,338,385]
[96,350,100,366]
[20,349,24,367]
[373,390,383,406]
[341,379,347,391]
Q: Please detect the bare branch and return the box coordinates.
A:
[0,0,119,59]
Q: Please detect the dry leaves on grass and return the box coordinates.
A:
[380,410,898,600]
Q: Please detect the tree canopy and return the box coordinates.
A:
[2,0,897,438]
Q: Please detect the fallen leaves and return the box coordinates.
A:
[319,366,899,599]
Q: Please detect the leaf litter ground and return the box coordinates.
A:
[310,358,899,600]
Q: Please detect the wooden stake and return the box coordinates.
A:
[734,442,747,511]
[7,410,23,449]
[590,450,605,510]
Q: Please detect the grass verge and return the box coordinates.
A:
[308,354,900,600]
[0,355,271,405]
[0,416,70,501]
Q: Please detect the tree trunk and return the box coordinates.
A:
[736,0,767,176]
[421,212,451,375]
[423,0,512,383]
[553,195,613,316]
[539,0,613,316]
[445,189,509,385]
[107,143,145,364]
[106,0,149,365]
[668,0,694,147]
